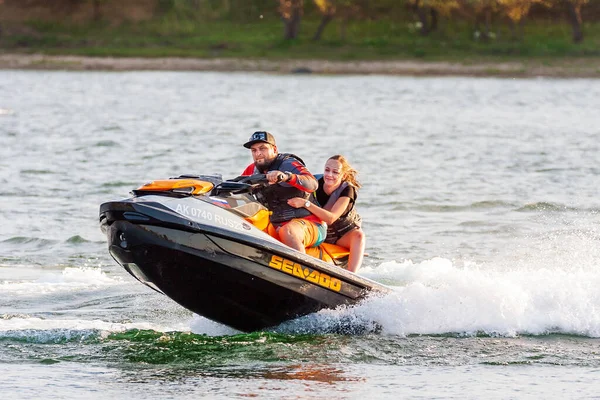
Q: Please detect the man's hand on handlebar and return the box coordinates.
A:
[266,171,290,185]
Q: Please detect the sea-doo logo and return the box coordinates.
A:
[268,255,342,292]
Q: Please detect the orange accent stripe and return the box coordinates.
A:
[137,179,213,195]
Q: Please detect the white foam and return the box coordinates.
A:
[346,256,600,337]
[165,247,600,338]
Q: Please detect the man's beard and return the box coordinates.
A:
[255,157,276,172]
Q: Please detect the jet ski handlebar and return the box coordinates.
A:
[229,173,285,186]
[235,174,269,185]
[213,174,273,196]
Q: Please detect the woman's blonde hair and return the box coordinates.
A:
[328,155,361,189]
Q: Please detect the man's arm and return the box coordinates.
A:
[280,159,317,192]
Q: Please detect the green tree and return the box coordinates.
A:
[0,0,3,38]
[408,0,460,35]
[312,0,361,41]
[312,0,335,40]
[497,0,549,37]
[278,0,304,39]
[562,0,588,42]
[90,0,109,21]
[459,0,500,41]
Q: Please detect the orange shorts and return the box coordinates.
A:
[270,217,327,248]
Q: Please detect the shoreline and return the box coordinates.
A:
[1,53,599,77]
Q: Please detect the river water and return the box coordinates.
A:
[1,70,599,399]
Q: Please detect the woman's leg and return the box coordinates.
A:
[335,228,365,273]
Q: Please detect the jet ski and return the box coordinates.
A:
[99,174,392,332]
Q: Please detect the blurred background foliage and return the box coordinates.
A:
[0,0,597,60]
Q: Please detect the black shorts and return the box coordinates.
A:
[324,221,361,244]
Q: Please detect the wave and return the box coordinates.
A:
[101,125,123,132]
[65,235,91,244]
[3,325,597,369]
[0,319,187,344]
[1,235,94,248]
[347,256,600,338]
[409,200,517,212]
[390,200,598,214]
[0,267,124,295]
[94,140,120,147]
[20,169,55,175]
[514,202,600,213]
[2,328,346,366]
[1,236,57,248]
[516,202,576,212]
[100,181,139,188]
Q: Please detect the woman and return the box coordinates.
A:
[288,155,365,273]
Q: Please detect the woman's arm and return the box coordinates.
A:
[287,196,351,225]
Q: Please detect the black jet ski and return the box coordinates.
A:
[99,174,392,332]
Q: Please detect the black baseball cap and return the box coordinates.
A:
[243,131,277,149]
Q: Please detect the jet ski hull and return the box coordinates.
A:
[100,176,392,332]
[105,219,384,332]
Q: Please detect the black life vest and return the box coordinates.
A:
[321,181,362,243]
[255,153,313,224]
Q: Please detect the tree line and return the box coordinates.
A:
[281,0,591,43]
[0,0,595,44]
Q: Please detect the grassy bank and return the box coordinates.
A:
[2,15,600,64]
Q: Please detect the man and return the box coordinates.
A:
[241,131,326,253]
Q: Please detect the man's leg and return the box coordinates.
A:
[278,221,306,252]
